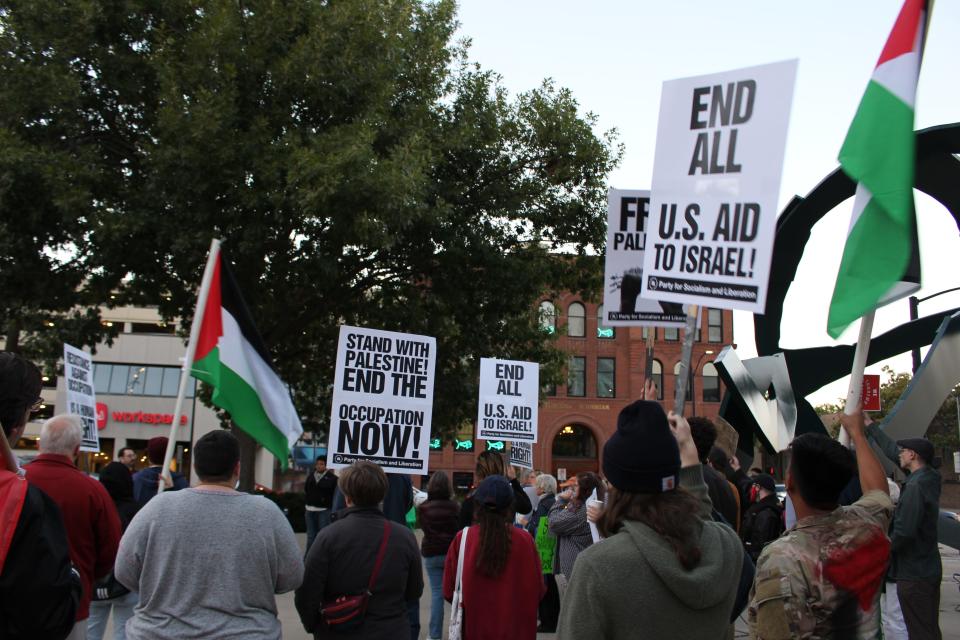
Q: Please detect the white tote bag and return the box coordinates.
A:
[448,526,469,640]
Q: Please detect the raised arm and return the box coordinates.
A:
[839,408,889,496]
[668,411,714,519]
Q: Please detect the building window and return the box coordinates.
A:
[539,301,557,334]
[567,302,586,337]
[597,358,615,398]
[702,362,721,402]
[673,362,693,400]
[567,356,586,397]
[544,383,556,397]
[642,327,653,340]
[93,363,196,398]
[708,308,723,343]
[596,305,615,339]
[650,359,664,400]
[454,421,474,453]
[664,327,679,341]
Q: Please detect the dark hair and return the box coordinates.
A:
[475,450,505,481]
[475,505,512,578]
[193,430,240,482]
[598,485,704,570]
[0,352,42,437]
[339,461,389,508]
[687,417,717,464]
[118,447,135,459]
[789,433,855,510]
[316,456,325,463]
[574,471,605,505]
[707,446,730,472]
[99,461,134,502]
[427,470,452,500]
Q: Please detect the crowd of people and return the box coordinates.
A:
[0,349,947,639]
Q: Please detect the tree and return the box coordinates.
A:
[0,1,621,448]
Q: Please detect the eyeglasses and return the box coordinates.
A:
[29,398,43,414]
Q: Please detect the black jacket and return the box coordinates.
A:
[526,492,556,537]
[304,470,338,509]
[459,477,532,528]
[295,507,423,640]
[704,465,739,530]
[0,482,81,639]
[740,494,783,561]
[418,497,460,557]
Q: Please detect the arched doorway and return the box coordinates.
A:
[551,423,599,480]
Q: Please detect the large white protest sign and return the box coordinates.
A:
[477,358,538,443]
[64,344,99,452]
[640,60,797,313]
[508,441,533,470]
[328,326,436,475]
[603,189,689,327]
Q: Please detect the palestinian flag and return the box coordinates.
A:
[827,0,928,338]
[191,246,302,468]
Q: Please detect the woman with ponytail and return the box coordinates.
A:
[443,475,544,639]
[557,398,742,640]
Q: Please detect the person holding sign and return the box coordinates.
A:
[547,472,605,593]
[458,451,531,529]
[557,402,742,640]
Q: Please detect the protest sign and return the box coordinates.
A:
[603,189,688,327]
[641,60,798,313]
[327,326,436,475]
[477,358,539,443]
[508,441,533,470]
[64,343,99,452]
[861,374,881,412]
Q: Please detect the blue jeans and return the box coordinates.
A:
[87,591,138,640]
[424,554,446,639]
[304,509,331,554]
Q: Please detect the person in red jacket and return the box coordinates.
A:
[444,474,545,639]
[0,351,82,639]
[26,413,122,638]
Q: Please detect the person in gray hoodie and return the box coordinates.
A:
[557,399,742,640]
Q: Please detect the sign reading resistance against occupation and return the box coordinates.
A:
[508,441,533,470]
[477,358,539,443]
[641,59,798,313]
[602,189,688,327]
[328,326,436,475]
[64,343,100,452]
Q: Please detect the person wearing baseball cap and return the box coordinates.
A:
[442,475,544,639]
[740,474,784,562]
[132,436,188,506]
[556,393,742,640]
[866,421,943,640]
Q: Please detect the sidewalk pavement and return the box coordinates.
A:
[103,534,960,639]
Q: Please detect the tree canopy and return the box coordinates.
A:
[0,0,621,441]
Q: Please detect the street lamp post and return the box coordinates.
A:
[689,350,715,416]
[908,287,960,373]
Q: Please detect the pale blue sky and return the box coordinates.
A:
[456,0,960,404]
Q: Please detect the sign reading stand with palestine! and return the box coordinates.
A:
[477,358,538,443]
[328,326,436,475]
[64,343,100,452]
[603,189,689,327]
[640,60,797,313]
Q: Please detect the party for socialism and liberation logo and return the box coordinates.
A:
[96,402,188,429]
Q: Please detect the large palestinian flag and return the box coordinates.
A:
[191,247,302,468]
[827,0,927,338]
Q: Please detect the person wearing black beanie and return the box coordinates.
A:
[557,380,743,640]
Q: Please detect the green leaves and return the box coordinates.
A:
[0,0,619,441]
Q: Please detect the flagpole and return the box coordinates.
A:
[839,310,875,447]
[159,238,222,491]
[673,305,699,415]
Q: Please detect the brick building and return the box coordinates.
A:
[427,293,734,492]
